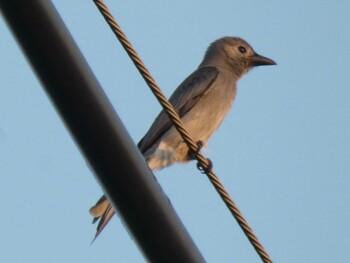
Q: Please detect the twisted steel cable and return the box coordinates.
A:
[93,1,273,262]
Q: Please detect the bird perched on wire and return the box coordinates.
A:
[89,36,276,240]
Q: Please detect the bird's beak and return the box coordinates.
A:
[249,53,276,67]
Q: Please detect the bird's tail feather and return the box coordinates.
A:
[89,195,115,243]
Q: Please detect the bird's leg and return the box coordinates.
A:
[187,140,204,160]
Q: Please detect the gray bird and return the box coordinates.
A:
[89,36,276,239]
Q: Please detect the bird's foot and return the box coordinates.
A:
[187,140,213,173]
[187,140,204,160]
[197,158,213,174]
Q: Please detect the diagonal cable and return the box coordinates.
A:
[93,1,273,262]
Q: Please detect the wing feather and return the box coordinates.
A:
[138,66,218,153]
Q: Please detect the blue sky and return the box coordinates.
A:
[1,1,349,262]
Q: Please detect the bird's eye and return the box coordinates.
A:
[238,46,246,54]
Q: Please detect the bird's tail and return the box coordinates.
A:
[89,195,115,243]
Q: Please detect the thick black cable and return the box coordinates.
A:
[0,1,206,262]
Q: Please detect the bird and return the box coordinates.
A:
[89,36,276,240]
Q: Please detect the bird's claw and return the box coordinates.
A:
[197,158,213,174]
[188,140,213,173]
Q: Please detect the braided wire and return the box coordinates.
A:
[93,1,273,262]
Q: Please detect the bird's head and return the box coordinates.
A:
[202,37,276,78]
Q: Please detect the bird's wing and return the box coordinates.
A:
[138,66,219,153]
